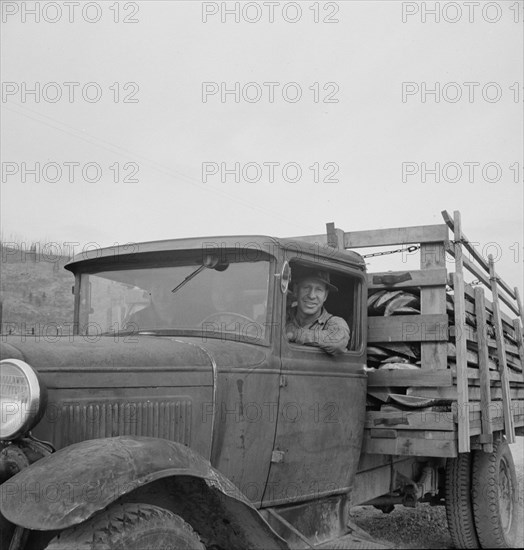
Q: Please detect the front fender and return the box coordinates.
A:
[0,436,287,549]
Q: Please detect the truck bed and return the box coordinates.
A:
[328,211,524,457]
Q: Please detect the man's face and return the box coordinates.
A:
[295,277,328,318]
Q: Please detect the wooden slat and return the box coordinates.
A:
[367,268,447,290]
[361,401,524,433]
[448,346,498,370]
[446,245,519,316]
[471,415,524,435]
[474,287,493,451]
[515,287,523,323]
[449,326,522,358]
[368,314,448,343]
[452,400,524,416]
[367,369,452,387]
[453,211,470,453]
[442,210,517,301]
[513,319,524,383]
[462,297,517,339]
[366,410,455,431]
[370,428,457,440]
[464,256,519,316]
[408,385,524,401]
[420,243,447,370]
[442,210,489,270]
[362,434,457,457]
[343,224,449,248]
[449,365,524,384]
[489,255,515,443]
[462,284,517,329]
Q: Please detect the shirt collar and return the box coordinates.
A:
[290,307,330,327]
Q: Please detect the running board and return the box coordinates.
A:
[315,532,393,549]
[314,520,393,549]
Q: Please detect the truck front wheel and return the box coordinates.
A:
[45,503,205,550]
[471,437,518,548]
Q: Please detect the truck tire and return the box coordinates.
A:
[471,437,518,548]
[45,503,205,550]
[445,453,479,549]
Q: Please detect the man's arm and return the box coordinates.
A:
[287,316,350,355]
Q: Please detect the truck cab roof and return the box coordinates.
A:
[65,234,366,273]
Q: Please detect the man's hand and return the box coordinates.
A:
[286,326,298,342]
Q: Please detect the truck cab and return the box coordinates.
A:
[1,235,371,549]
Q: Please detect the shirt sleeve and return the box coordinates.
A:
[293,316,350,355]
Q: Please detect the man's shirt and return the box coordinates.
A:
[286,307,350,355]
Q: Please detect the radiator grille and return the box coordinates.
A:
[51,399,192,448]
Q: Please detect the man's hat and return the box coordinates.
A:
[294,269,338,292]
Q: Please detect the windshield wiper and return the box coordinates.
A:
[171,265,206,294]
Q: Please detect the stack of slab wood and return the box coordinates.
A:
[324,211,524,457]
[367,288,523,374]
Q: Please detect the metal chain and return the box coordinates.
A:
[362,244,420,259]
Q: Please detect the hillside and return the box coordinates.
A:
[1,246,74,335]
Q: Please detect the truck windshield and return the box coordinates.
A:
[78,258,271,342]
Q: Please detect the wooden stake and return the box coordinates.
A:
[489,255,515,443]
[453,211,470,452]
[474,287,493,452]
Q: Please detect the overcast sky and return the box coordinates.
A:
[1,0,523,293]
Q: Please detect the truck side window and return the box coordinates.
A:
[287,263,361,352]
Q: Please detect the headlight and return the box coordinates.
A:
[0,359,46,440]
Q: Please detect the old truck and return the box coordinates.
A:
[0,210,522,549]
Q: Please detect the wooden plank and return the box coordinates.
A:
[462,284,517,330]
[365,410,456,431]
[446,245,519,316]
[367,369,453,387]
[362,434,457,457]
[343,224,449,248]
[464,256,519,316]
[448,348,499,371]
[453,211,470,453]
[455,400,524,417]
[472,415,524,435]
[449,326,522,358]
[368,314,448,343]
[449,366,524,384]
[408,385,524,401]
[420,243,447,371]
[489,255,516,443]
[368,428,457,441]
[515,287,523,323]
[442,210,489,272]
[513,319,524,383]
[474,287,494,451]
[367,268,447,290]
[442,210,516,300]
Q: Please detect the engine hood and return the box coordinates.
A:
[0,335,269,374]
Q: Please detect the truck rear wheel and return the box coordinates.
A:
[445,453,479,549]
[45,503,205,550]
[471,437,518,548]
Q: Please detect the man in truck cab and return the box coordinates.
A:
[286,269,350,355]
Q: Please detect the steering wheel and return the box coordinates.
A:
[201,312,255,327]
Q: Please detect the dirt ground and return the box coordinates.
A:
[351,437,524,549]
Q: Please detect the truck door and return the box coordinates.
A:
[262,256,368,507]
